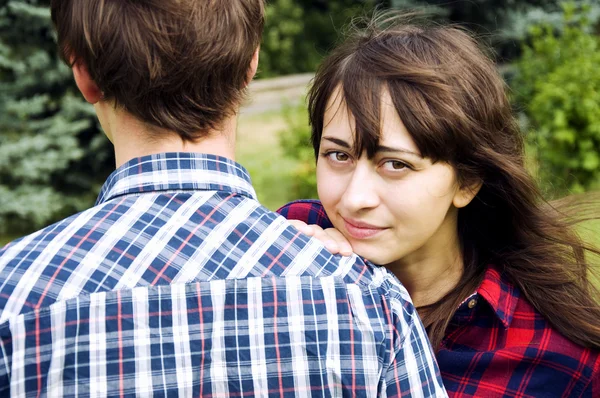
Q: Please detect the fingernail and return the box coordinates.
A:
[340,244,353,256]
[301,227,314,236]
[325,241,339,253]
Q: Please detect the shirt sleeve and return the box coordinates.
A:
[0,322,10,396]
[277,200,334,229]
[383,285,447,397]
[585,357,600,398]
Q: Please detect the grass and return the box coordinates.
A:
[236,109,302,211]
[579,219,600,282]
[580,220,600,246]
[579,220,600,289]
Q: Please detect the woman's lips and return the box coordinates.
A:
[342,217,386,239]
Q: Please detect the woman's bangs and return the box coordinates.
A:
[340,67,383,159]
[387,79,459,163]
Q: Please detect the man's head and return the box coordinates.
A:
[51,0,265,141]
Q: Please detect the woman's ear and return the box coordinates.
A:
[453,179,483,208]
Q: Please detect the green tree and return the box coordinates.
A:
[259,0,387,77]
[514,2,600,194]
[390,0,600,62]
[0,0,113,235]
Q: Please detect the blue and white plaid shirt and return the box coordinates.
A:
[0,153,446,397]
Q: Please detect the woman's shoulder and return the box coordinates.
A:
[276,200,334,229]
[444,265,600,395]
[509,287,600,394]
[480,267,599,356]
[500,274,599,354]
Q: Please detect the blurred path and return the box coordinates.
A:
[241,73,313,115]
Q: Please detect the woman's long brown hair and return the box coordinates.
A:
[308,12,600,350]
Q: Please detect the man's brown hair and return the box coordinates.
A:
[51,0,265,140]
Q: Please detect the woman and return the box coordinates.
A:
[278,13,600,397]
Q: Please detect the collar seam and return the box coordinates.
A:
[98,188,257,206]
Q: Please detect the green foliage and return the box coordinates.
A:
[403,0,599,62]
[514,3,600,195]
[259,0,382,78]
[278,104,318,199]
[502,0,600,43]
[0,1,113,235]
[259,0,305,77]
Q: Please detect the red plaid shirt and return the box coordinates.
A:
[278,199,600,397]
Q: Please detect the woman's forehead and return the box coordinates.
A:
[323,86,354,129]
[322,86,418,154]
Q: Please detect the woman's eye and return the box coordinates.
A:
[327,152,349,162]
[382,160,409,171]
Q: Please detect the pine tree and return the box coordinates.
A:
[0,0,113,236]
[390,0,600,61]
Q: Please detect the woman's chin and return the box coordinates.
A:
[352,248,398,266]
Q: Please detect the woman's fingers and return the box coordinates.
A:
[287,220,355,256]
[323,228,353,256]
[288,220,347,254]
[310,226,341,254]
[288,220,311,234]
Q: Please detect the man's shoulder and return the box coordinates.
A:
[0,203,106,262]
[0,191,407,321]
[0,192,195,314]
[0,189,239,264]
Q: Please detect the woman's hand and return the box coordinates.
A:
[288,220,353,256]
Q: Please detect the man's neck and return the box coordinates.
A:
[100,105,238,168]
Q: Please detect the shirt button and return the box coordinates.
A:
[468,298,478,309]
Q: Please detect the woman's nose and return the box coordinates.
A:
[340,165,380,212]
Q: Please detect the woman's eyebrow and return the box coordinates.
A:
[377,145,422,158]
[322,136,351,148]
[323,137,423,158]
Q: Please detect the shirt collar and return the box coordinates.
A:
[476,265,521,328]
[96,152,257,205]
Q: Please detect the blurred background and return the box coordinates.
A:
[0,0,599,246]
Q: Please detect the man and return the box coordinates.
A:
[0,1,446,396]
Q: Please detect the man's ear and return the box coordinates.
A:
[453,179,483,209]
[245,46,260,87]
[72,61,103,104]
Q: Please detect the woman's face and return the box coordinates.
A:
[316,88,477,267]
